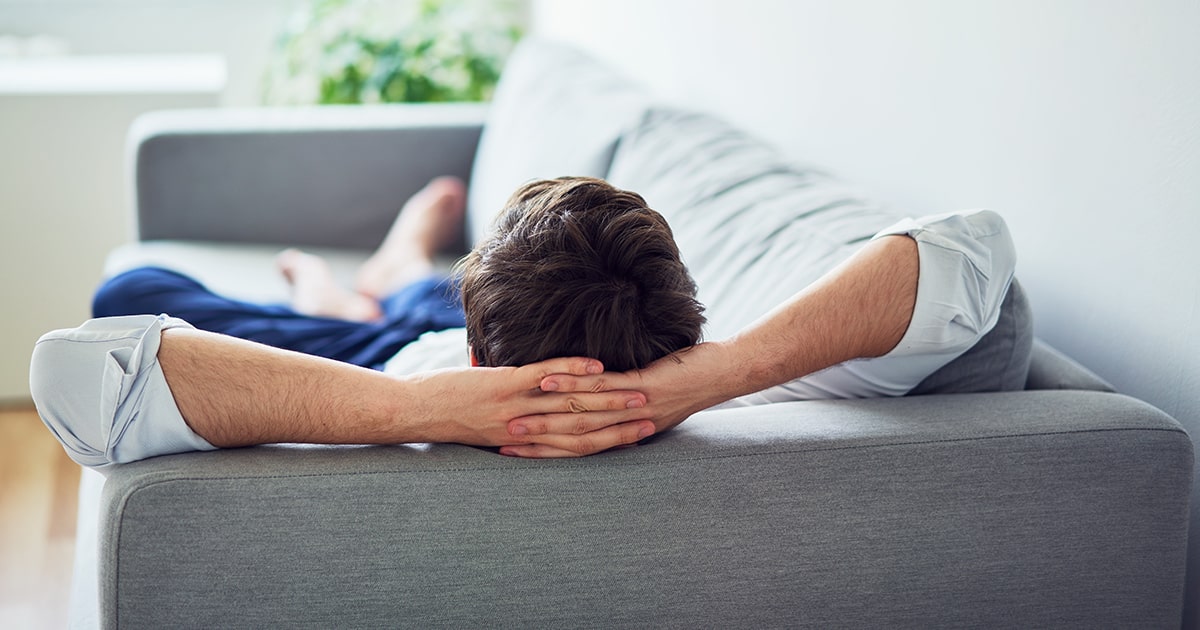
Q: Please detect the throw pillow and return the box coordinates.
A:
[466,38,650,245]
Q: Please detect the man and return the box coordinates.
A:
[35,176,704,468]
[31,176,1016,465]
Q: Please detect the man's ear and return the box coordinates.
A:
[468,345,479,367]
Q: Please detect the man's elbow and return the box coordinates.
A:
[30,328,114,470]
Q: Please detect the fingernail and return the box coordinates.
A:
[510,425,528,436]
[638,425,655,439]
[499,447,516,457]
[542,380,559,391]
[626,398,644,409]
[586,362,603,374]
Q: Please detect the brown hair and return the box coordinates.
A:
[459,177,705,371]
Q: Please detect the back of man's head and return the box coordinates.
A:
[460,176,705,371]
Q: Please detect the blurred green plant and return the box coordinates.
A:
[263,0,524,105]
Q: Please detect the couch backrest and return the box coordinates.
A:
[132,106,486,250]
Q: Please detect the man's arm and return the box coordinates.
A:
[31,315,655,469]
[500,234,919,457]
[158,327,656,450]
[508,208,1019,457]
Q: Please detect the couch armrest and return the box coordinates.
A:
[128,104,487,249]
[96,390,1191,628]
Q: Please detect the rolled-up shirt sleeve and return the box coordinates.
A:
[718,209,1017,405]
[876,209,1016,359]
[30,314,217,471]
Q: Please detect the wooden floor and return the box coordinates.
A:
[0,406,80,629]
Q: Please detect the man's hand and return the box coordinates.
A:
[498,342,741,458]
[407,356,658,452]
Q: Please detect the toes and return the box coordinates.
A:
[276,248,306,282]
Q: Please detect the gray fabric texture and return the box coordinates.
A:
[1026,338,1117,392]
[131,105,486,250]
[100,391,1191,629]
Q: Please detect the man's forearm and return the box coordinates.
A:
[157,327,656,453]
[32,316,657,468]
[727,234,918,397]
[158,328,430,447]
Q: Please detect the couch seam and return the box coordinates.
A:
[112,426,1188,486]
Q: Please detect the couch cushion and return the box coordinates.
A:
[466,38,650,245]
[104,240,371,304]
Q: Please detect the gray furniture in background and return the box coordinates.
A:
[68,40,1192,628]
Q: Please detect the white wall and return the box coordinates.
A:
[0,0,300,403]
[0,90,222,402]
[532,0,1200,624]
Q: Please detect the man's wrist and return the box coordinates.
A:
[716,332,788,402]
[688,340,772,410]
[387,373,438,444]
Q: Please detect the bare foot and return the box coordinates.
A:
[354,176,467,298]
[277,249,383,322]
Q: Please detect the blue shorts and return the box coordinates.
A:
[92,267,466,370]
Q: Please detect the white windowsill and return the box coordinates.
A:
[0,54,226,94]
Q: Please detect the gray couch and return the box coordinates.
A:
[69,40,1192,628]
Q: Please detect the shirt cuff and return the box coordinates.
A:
[31,314,217,471]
